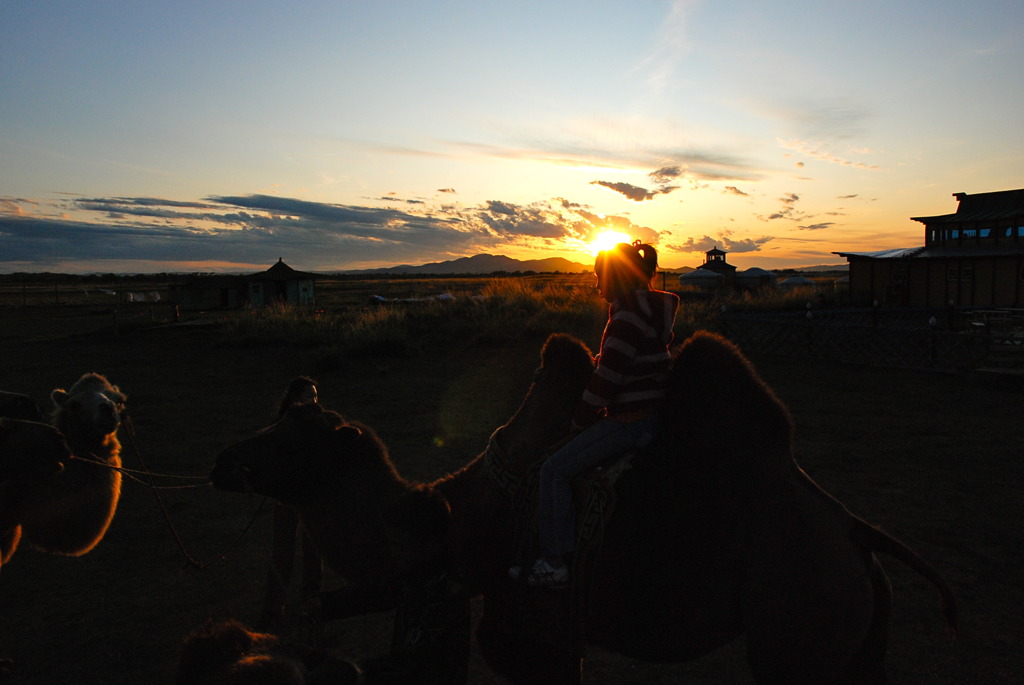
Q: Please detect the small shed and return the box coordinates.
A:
[246,259,318,307]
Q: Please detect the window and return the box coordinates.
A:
[980,228,991,238]
[960,268,973,282]
[947,268,959,281]
[963,229,977,238]
[950,229,960,239]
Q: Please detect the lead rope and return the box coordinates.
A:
[119,413,266,570]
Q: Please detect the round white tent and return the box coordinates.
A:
[678,268,724,291]
[736,267,777,290]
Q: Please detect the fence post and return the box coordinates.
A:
[929,315,938,367]
[805,305,814,356]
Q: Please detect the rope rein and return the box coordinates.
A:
[91,413,268,569]
[71,454,209,489]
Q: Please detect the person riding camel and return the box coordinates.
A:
[510,240,679,588]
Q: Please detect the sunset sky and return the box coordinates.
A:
[2,0,1022,274]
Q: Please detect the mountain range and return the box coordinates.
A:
[338,253,591,275]
[337,254,847,275]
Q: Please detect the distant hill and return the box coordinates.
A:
[339,253,590,275]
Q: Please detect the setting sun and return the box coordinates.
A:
[589,230,633,256]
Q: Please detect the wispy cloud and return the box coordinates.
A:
[637,0,698,94]
[757,192,806,221]
[778,138,880,169]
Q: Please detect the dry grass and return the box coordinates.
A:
[0,282,1020,683]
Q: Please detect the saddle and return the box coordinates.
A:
[483,432,635,651]
[483,431,634,560]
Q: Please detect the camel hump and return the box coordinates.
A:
[541,333,595,379]
[663,331,794,453]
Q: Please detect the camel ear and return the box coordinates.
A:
[51,389,68,408]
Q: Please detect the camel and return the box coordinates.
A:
[0,418,71,567]
[0,390,45,422]
[212,331,957,684]
[1,373,125,563]
[176,618,359,685]
[0,418,68,484]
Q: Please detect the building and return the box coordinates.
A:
[834,189,1024,307]
[171,259,318,310]
[698,247,737,290]
[678,247,777,293]
[245,258,318,307]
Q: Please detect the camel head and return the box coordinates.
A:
[494,333,595,470]
[176,618,359,685]
[50,373,126,445]
[211,404,389,506]
[0,418,69,483]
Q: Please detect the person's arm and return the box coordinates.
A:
[573,309,644,426]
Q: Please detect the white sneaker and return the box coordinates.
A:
[509,558,568,588]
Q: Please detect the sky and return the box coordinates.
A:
[2,0,1022,274]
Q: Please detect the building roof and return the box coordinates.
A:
[911,188,1024,225]
[833,248,924,260]
[248,258,320,281]
[835,244,1024,260]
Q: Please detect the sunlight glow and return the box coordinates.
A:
[589,230,634,256]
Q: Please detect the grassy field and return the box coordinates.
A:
[0,277,1020,683]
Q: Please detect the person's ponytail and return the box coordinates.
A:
[633,240,658,280]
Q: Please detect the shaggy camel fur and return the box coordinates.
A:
[176,619,359,685]
[213,332,957,685]
[5,373,125,561]
[0,418,71,567]
[0,418,67,484]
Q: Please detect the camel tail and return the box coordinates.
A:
[851,520,959,640]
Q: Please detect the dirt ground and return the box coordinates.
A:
[0,305,1021,684]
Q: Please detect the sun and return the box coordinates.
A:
[589,230,633,256]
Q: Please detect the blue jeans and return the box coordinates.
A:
[538,416,658,558]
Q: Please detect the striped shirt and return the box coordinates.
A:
[576,289,679,424]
